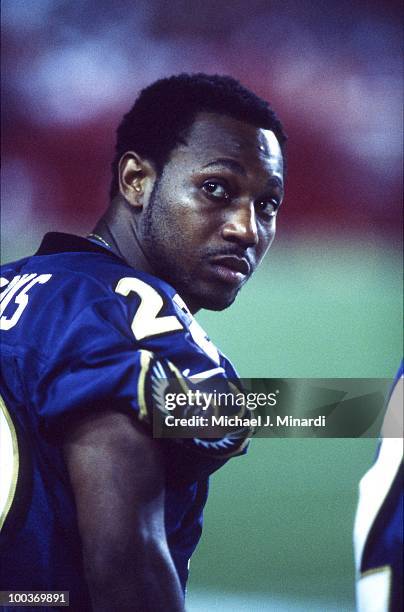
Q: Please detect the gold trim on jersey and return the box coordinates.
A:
[137,350,190,424]
[0,394,19,531]
[360,564,391,580]
[165,360,190,395]
[137,350,154,422]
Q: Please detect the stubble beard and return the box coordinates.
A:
[140,182,194,298]
[141,181,240,312]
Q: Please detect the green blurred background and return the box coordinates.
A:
[188,237,402,611]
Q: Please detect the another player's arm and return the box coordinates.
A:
[63,410,184,612]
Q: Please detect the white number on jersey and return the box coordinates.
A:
[172,293,220,365]
[0,274,52,330]
[0,396,19,530]
[115,277,183,341]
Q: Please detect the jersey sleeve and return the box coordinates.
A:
[33,296,149,437]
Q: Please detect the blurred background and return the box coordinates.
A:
[1,1,402,609]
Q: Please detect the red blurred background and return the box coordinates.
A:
[1,0,402,262]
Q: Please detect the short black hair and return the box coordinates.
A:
[110,73,287,199]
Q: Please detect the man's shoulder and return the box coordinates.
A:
[1,232,182,309]
[0,233,229,366]
[29,232,149,291]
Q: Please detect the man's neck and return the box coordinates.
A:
[92,199,155,276]
[92,198,201,314]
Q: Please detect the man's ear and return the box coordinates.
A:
[118,152,156,208]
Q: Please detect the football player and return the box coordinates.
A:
[354,362,403,611]
[0,74,286,610]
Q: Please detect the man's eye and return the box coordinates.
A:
[202,181,229,200]
[256,199,279,217]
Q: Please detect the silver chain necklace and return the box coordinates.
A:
[87,233,112,249]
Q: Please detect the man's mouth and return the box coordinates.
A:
[208,255,251,285]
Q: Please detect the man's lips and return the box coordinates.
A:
[210,255,251,275]
[208,255,251,285]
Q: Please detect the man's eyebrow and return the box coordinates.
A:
[202,158,284,193]
[202,158,247,176]
[267,176,284,193]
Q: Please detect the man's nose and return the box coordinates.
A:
[221,202,259,247]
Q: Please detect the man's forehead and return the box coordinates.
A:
[181,112,282,162]
[168,112,284,183]
[258,129,282,158]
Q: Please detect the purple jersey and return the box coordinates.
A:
[0,233,246,608]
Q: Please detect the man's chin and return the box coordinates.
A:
[175,278,241,313]
[192,288,239,312]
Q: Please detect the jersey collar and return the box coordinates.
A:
[35,232,122,259]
